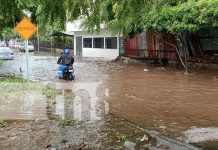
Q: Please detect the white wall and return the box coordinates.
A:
[74,30,120,60]
[82,48,119,60]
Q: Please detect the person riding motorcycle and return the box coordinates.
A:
[57,49,74,79]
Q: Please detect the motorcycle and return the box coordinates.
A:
[58,65,75,81]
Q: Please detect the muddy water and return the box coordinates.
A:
[1,51,218,149]
[0,52,110,121]
[0,52,58,81]
[1,52,158,150]
[106,63,218,142]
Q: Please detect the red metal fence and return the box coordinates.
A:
[124,31,178,60]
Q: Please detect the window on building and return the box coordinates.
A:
[105,37,117,49]
[93,38,104,48]
[83,38,92,48]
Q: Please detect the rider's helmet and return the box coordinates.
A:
[63,48,70,55]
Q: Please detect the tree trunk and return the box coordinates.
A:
[177,31,189,73]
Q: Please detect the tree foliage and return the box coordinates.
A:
[1,28,17,40]
[0,0,24,35]
[15,0,94,29]
[77,0,218,37]
[67,0,192,37]
[0,0,218,38]
[143,0,218,34]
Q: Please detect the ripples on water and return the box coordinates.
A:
[107,64,218,142]
[1,52,218,144]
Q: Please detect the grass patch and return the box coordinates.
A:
[0,76,61,103]
[0,77,44,101]
[0,119,7,127]
[116,132,128,142]
[42,85,62,103]
[64,92,75,104]
[59,119,78,126]
[0,76,74,114]
[42,86,74,105]
[0,75,28,82]
[0,76,61,104]
[0,83,41,101]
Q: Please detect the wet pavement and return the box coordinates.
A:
[0,50,218,149]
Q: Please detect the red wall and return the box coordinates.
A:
[124,31,177,60]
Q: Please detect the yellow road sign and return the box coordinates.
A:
[15,18,37,40]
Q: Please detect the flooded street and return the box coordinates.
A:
[1,51,218,149]
[106,64,218,143]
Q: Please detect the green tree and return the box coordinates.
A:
[143,0,218,33]
[0,0,24,35]
[2,0,217,47]
[142,0,218,72]
[1,28,17,40]
[16,0,90,29]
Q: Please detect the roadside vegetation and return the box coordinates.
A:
[0,76,59,104]
[58,119,78,126]
[0,119,7,127]
[0,75,27,82]
[0,76,74,109]
[116,132,128,142]
[42,85,74,105]
[42,85,61,103]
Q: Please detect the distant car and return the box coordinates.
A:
[0,47,14,60]
[13,43,22,49]
[20,42,34,52]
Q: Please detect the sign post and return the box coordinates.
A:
[37,26,40,53]
[25,40,29,79]
[15,18,37,80]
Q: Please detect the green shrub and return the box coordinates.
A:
[0,119,7,127]
[59,119,77,126]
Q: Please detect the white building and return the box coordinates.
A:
[66,20,122,60]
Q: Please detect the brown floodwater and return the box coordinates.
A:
[106,63,218,143]
[1,51,218,149]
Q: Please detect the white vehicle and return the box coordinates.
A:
[0,47,14,60]
[13,43,22,49]
[20,42,34,52]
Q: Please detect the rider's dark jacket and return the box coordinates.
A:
[57,54,74,65]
